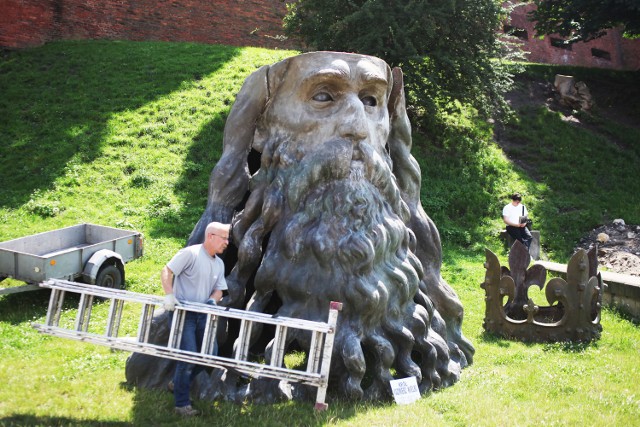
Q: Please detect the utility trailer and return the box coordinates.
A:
[0,223,143,295]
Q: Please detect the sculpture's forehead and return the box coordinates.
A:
[289,52,390,90]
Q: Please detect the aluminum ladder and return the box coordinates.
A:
[32,279,341,410]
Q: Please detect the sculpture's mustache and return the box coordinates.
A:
[226,135,412,282]
[265,137,409,222]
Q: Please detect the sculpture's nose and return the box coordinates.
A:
[338,94,368,143]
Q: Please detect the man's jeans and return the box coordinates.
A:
[506,225,533,250]
[172,311,216,408]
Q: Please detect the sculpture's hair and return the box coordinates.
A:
[186,52,474,400]
[127,53,474,403]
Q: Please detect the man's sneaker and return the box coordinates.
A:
[175,405,200,417]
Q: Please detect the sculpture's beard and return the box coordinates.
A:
[232,136,459,400]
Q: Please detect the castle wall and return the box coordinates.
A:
[0,0,295,50]
[506,2,640,70]
[2,1,638,70]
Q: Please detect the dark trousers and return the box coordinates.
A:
[506,225,532,250]
[173,312,209,407]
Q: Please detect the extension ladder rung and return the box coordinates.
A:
[201,313,218,355]
[167,308,186,349]
[137,303,155,343]
[235,318,253,360]
[106,298,124,337]
[307,330,323,373]
[270,324,288,367]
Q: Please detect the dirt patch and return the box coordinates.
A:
[575,220,640,276]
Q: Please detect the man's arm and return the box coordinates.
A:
[161,265,179,311]
[503,215,525,228]
[161,265,174,294]
[209,289,223,303]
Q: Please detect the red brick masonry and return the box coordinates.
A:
[506,2,640,70]
[0,0,296,50]
[2,1,638,70]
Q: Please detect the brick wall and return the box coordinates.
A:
[506,2,640,71]
[0,0,296,50]
[0,0,55,48]
[3,1,639,70]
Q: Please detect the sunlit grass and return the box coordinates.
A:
[1,41,639,426]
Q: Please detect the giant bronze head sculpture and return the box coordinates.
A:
[189,52,474,399]
[185,51,473,400]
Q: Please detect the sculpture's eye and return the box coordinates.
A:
[312,92,333,102]
[361,95,377,107]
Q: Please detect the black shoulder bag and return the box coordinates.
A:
[519,205,533,230]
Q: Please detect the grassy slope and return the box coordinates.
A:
[0,41,639,426]
[494,64,640,258]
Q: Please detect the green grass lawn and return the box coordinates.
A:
[1,41,639,426]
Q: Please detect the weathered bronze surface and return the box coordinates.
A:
[126,52,474,402]
[482,240,603,342]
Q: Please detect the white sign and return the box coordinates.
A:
[389,376,420,405]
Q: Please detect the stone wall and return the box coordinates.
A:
[506,2,640,71]
[2,1,639,69]
[602,277,640,321]
[0,0,296,50]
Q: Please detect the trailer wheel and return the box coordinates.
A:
[95,265,123,289]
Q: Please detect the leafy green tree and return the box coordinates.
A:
[283,0,521,131]
[529,0,640,43]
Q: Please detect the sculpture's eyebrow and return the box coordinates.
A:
[301,67,351,88]
[358,72,388,88]
[356,61,389,88]
[302,67,389,94]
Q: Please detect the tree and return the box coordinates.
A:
[283,0,521,130]
[529,0,640,43]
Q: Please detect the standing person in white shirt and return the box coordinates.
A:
[502,193,532,251]
[161,221,230,417]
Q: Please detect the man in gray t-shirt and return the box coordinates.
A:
[167,244,227,303]
[160,221,230,417]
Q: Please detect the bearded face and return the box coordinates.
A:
[186,52,473,400]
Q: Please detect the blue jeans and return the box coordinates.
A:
[172,311,216,408]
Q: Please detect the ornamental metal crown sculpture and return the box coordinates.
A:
[481,241,603,342]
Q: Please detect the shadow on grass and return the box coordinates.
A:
[0,288,51,324]
[0,286,85,325]
[480,330,601,353]
[0,415,128,427]
[604,306,640,327]
[478,331,515,348]
[0,40,241,210]
[125,383,362,427]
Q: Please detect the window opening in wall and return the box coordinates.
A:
[591,48,611,60]
[503,25,528,40]
[550,38,572,50]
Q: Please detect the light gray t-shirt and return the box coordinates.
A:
[167,244,227,303]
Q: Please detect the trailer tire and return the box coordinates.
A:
[95,265,123,289]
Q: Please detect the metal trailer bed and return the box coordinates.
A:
[0,223,143,295]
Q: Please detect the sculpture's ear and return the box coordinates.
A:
[388,67,405,119]
[221,64,271,154]
[251,58,291,153]
[386,66,413,222]
[186,63,274,245]
[266,58,291,103]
